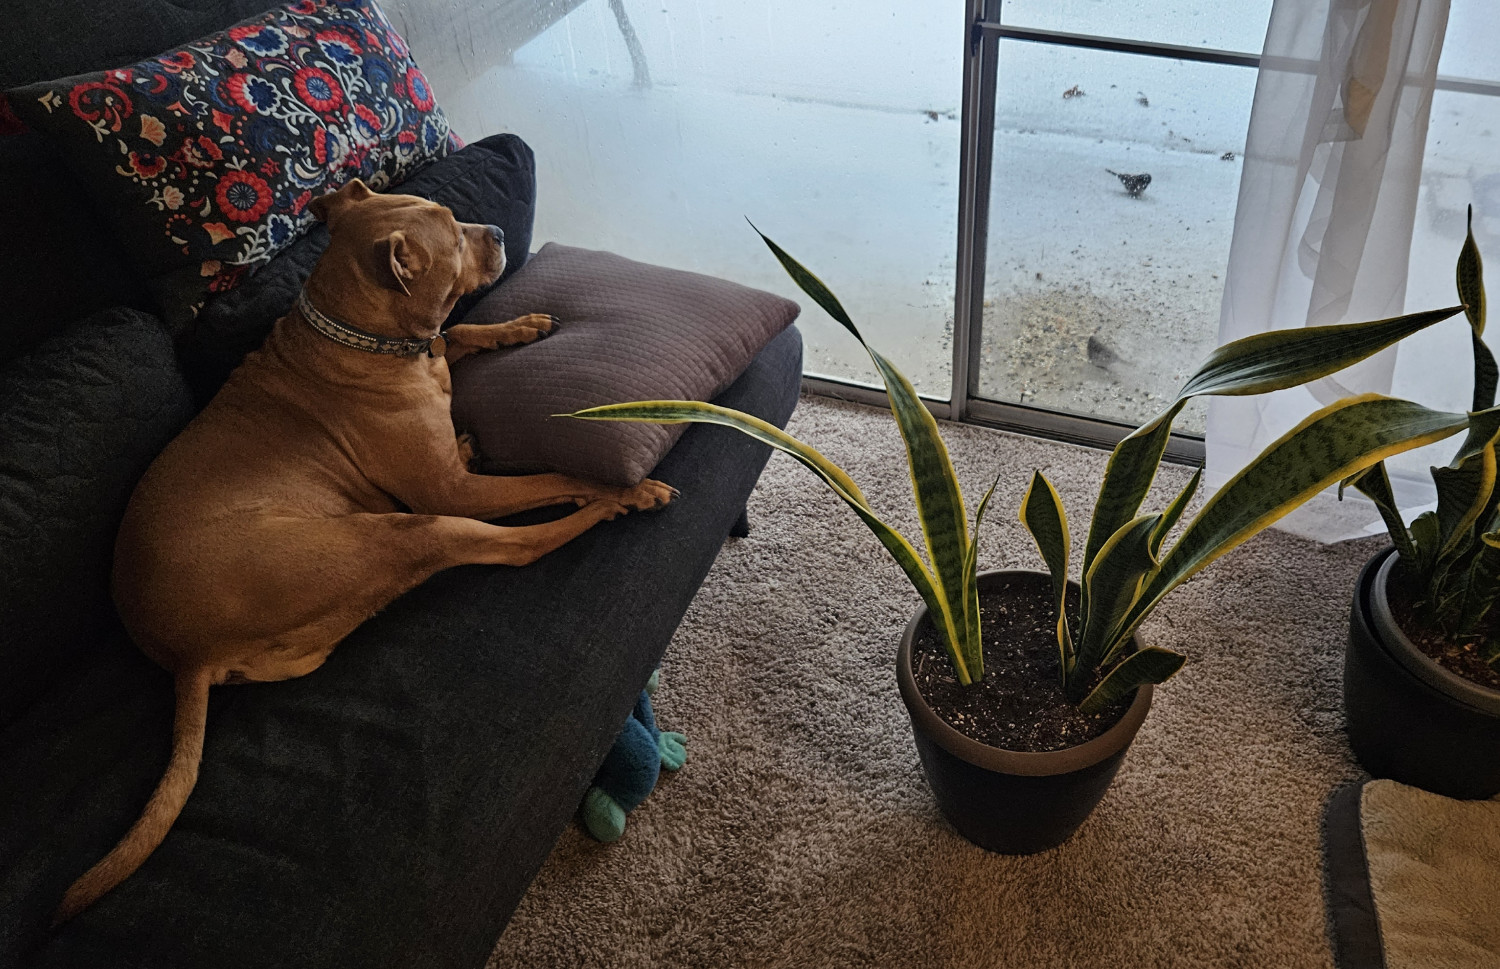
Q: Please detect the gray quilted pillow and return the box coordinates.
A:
[449,243,799,486]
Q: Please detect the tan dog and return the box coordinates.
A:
[55,179,674,924]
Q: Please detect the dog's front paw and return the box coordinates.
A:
[618,479,678,512]
[590,499,630,522]
[502,313,558,345]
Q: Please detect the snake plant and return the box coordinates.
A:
[1342,209,1500,669]
[567,230,1475,714]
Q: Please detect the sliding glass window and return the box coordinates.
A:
[390,0,1496,450]
[393,0,963,397]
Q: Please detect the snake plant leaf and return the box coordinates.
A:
[1433,445,1498,561]
[1077,645,1187,716]
[1020,471,1074,679]
[1081,404,1184,599]
[1471,331,1498,415]
[1149,467,1202,560]
[1173,306,1466,401]
[1075,514,1162,693]
[565,399,974,681]
[1107,395,1474,659]
[1460,206,1487,337]
[1458,531,1500,637]
[750,223,859,340]
[1458,207,1495,413]
[1430,407,1500,563]
[865,344,976,680]
[565,401,865,504]
[1082,303,1465,587]
[752,230,976,681]
[1342,462,1418,564]
[1409,510,1442,578]
[961,472,1003,679]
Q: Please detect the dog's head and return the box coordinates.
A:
[305,179,506,339]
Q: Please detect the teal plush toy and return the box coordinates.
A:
[582,669,686,842]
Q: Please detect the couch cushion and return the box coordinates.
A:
[0,308,196,729]
[178,131,537,404]
[6,0,454,331]
[1,327,802,969]
[451,243,801,486]
[0,134,155,364]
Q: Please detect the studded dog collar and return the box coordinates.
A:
[296,289,447,358]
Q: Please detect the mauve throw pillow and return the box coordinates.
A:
[450,243,800,487]
[5,0,454,331]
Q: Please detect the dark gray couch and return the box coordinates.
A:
[0,4,802,966]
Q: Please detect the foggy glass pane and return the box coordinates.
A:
[1000,0,1274,55]
[977,43,1257,433]
[386,0,964,395]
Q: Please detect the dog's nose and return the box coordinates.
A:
[486,224,504,247]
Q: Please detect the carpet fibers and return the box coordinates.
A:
[489,394,1376,969]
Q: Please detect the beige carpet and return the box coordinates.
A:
[488,394,1377,969]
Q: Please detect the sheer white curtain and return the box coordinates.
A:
[1208,0,1451,541]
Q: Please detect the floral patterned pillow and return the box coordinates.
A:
[6,0,456,330]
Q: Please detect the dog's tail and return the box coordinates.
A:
[52,668,214,927]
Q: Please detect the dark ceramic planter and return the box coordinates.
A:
[1344,547,1500,799]
[895,570,1153,854]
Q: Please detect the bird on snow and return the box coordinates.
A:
[1106,169,1152,198]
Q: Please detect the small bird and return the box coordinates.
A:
[1106,169,1152,198]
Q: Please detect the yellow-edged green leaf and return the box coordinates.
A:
[1459,532,1500,636]
[960,472,1003,682]
[867,346,975,679]
[1460,205,1487,339]
[1074,514,1161,697]
[1432,406,1500,561]
[1020,471,1074,678]
[566,399,974,682]
[1107,395,1472,658]
[1433,445,1497,560]
[1342,462,1417,563]
[754,231,975,681]
[1084,303,1463,576]
[1410,510,1442,576]
[1459,207,1495,413]
[1081,403,1183,602]
[1174,305,1465,400]
[1448,404,1500,469]
[566,400,867,504]
[1149,467,1202,560]
[1077,646,1186,716]
[1471,329,1497,415]
[750,223,859,339]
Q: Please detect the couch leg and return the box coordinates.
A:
[728,508,750,538]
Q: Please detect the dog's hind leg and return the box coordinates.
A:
[163,503,636,690]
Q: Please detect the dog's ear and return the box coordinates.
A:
[378,230,427,296]
[309,179,374,223]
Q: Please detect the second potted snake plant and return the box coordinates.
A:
[1340,209,1500,799]
[567,229,1475,851]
